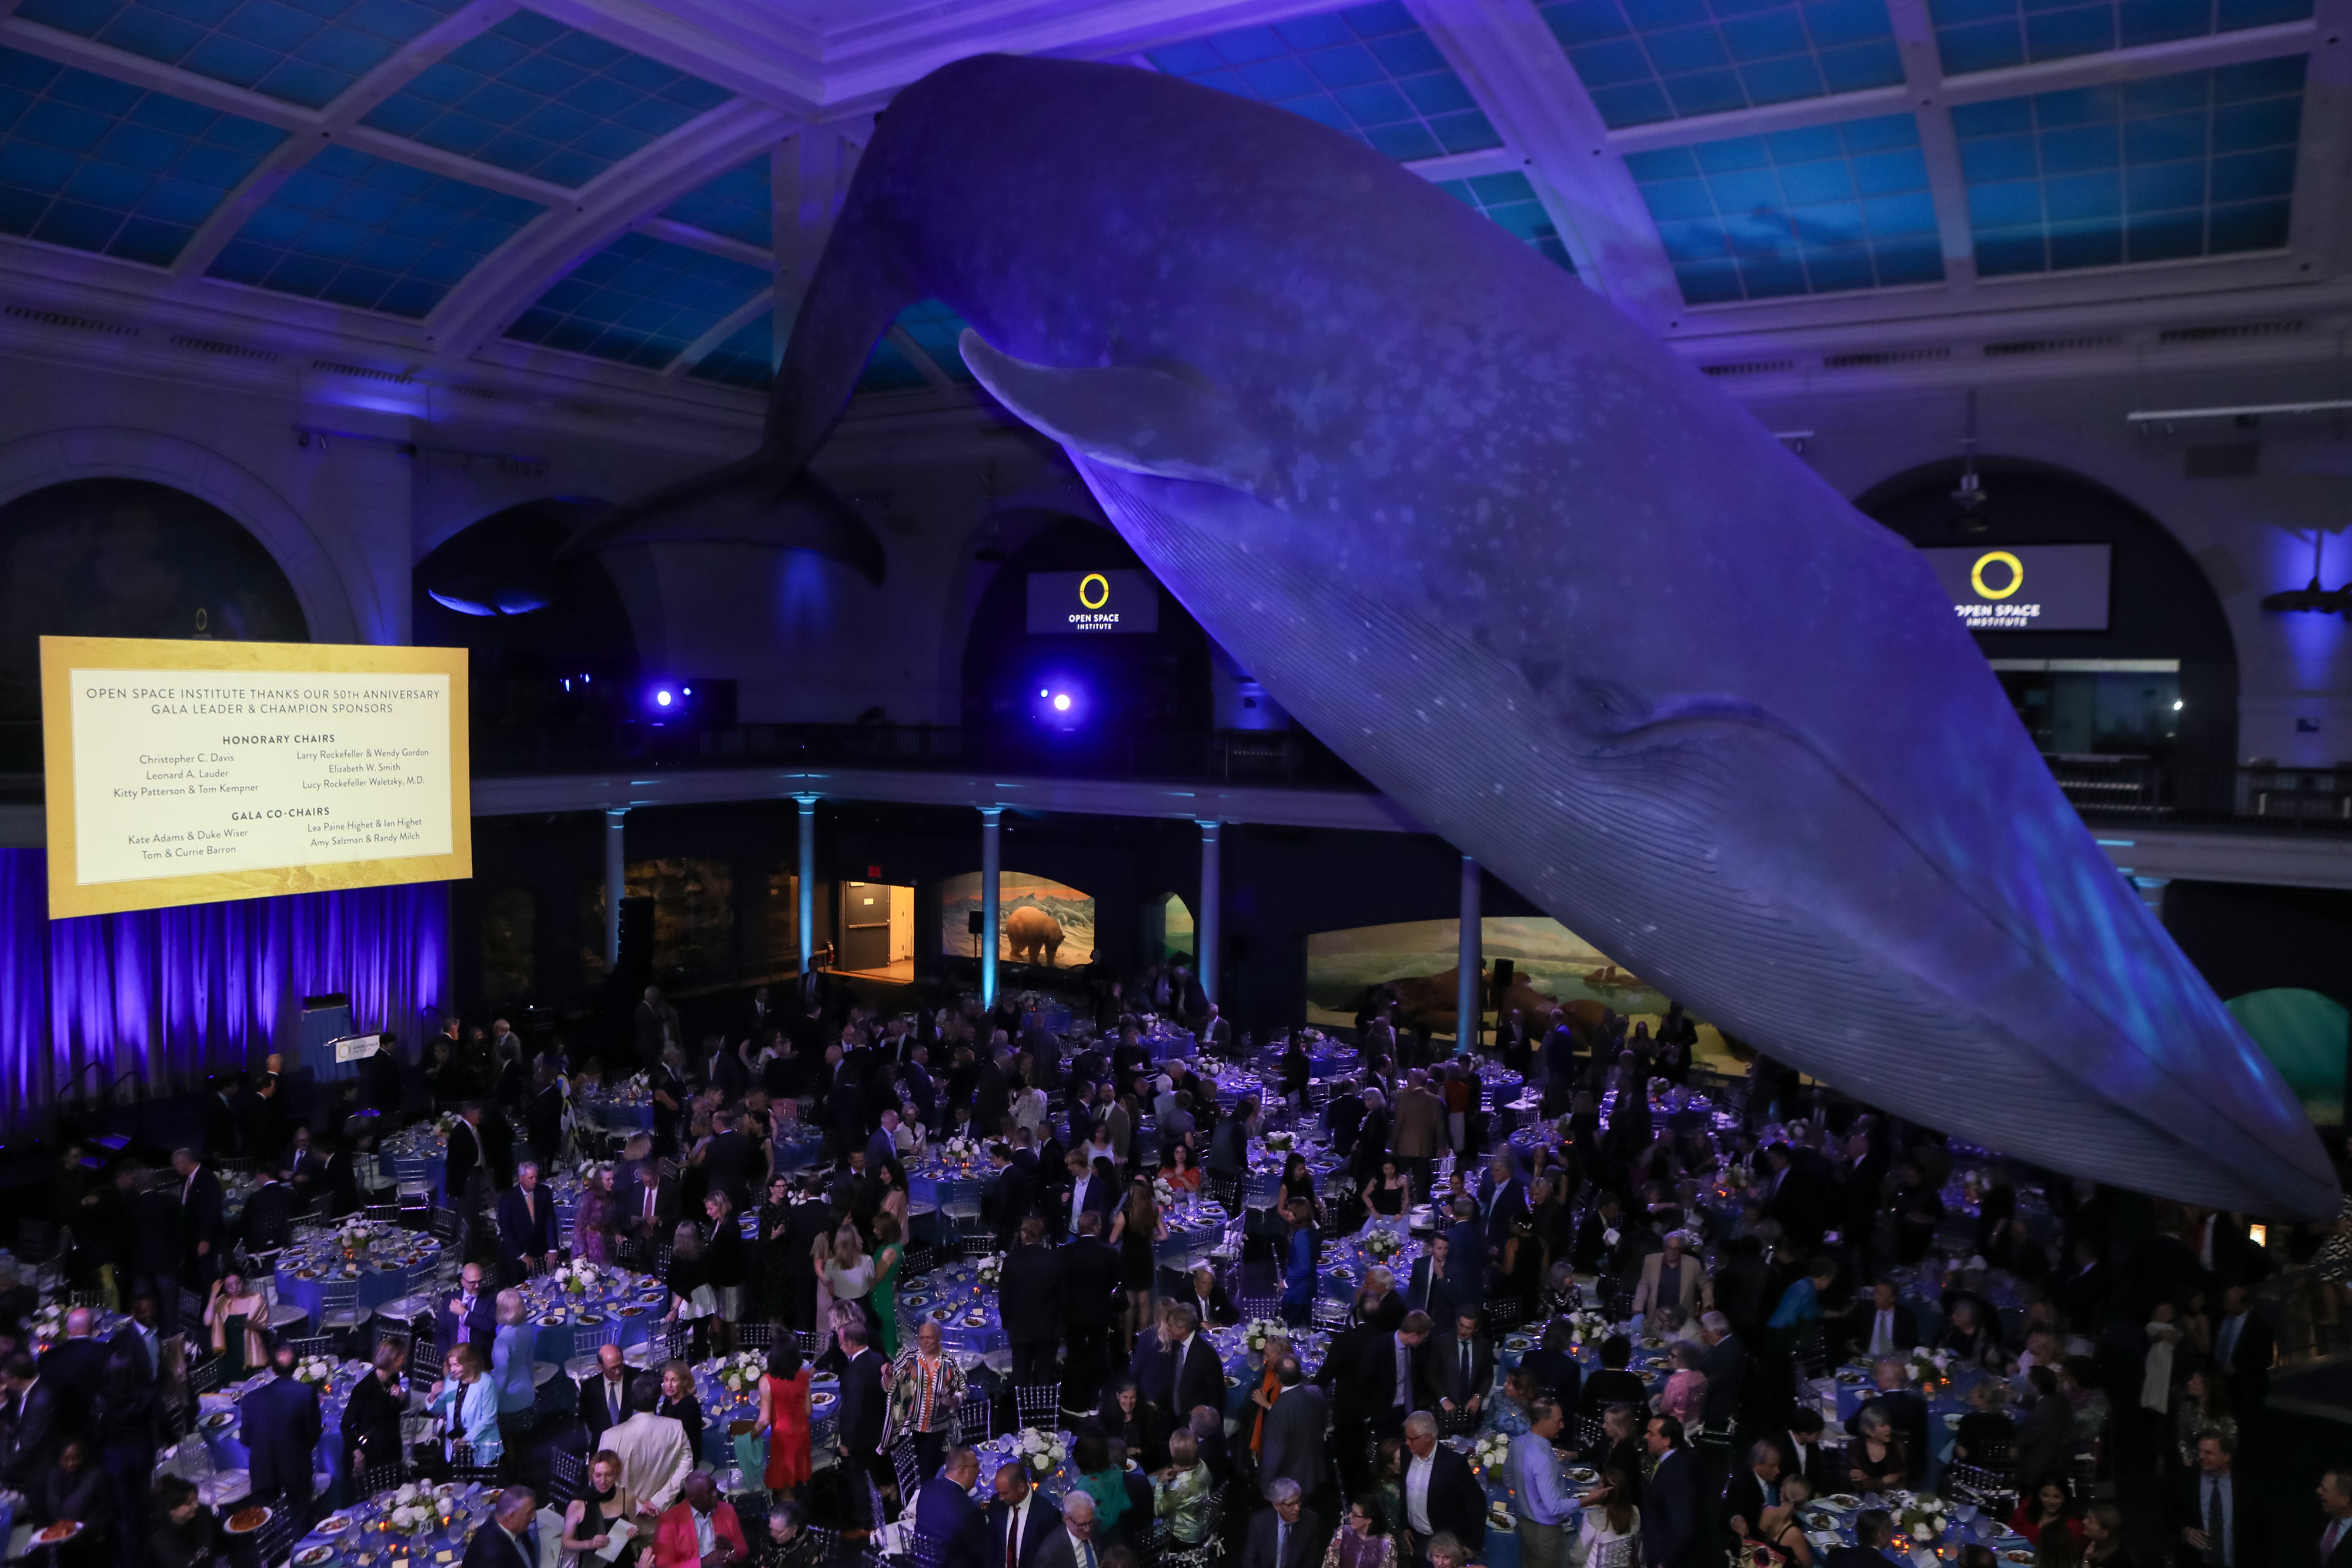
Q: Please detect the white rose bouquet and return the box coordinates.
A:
[940,1136,980,1166]
[1361,1228,1402,1263]
[1152,1176,1178,1209]
[1469,1433,1511,1476]
[1565,1310,1611,1346]
[29,1303,64,1342]
[1262,1131,1293,1153]
[554,1259,606,1296]
[1895,1496,1947,1546]
[1903,1346,1951,1388]
[388,1482,435,1534]
[293,1356,337,1387]
[338,1218,380,1252]
[1242,1318,1285,1355]
[433,1112,460,1139]
[1016,1427,1067,1477]
[714,1352,766,1395]
[975,1253,1003,1289]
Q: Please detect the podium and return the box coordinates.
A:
[298,993,356,1081]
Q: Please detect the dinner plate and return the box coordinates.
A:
[2003,1554,2033,1565]
[1225,1376,1241,1387]
[202,1410,237,1430]
[619,1306,644,1318]
[540,1313,566,1326]
[1825,1495,1862,1510]
[226,1508,273,1536]
[576,1312,606,1325]
[35,1522,83,1544]
[1504,1336,1531,1352]
[320,1517,357,1535]
[293,1546,337,1566]
[933,1308,954,1321]
[1943,1412,1964,1427]
[1564,1467,1596,1484]
[963,1313,987,1326]
[904,1295,929,1308]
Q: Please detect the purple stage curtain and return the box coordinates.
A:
[1,848,446,1128]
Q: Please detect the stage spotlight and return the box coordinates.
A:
[655,688,673,708]
[1030,676,1090,731]
[1053,693,1072,712]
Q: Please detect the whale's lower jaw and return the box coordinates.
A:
[1079,459,2339,1220]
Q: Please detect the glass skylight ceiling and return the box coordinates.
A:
[687,307,773,391]
[206,144,540,316]
[1537,0,1903,130]
[1955,56,2303,275]
[16,0,469,110]
[505,230,767,367]
[1436,171,1576,270]
[360,10,731,188]
[1627,112,1942,302]
[0,46,285,266]
[662,156,769,248]
[856,299,976,394]
[1928,0,2313,76]
[1147,3,1502,161]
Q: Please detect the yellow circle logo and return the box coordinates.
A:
[1078,573,1111,610]
[1971,550,2024,600]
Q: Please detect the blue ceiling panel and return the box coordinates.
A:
[1625,111,1943,302]
[16,0,469,109]
[0,45,286,266]
[854,299,978,394]
[206,142,542,315]
[360,9,731,187]
[1928,0,2313,76]
[1953,56,2304,275]
[685,305,773,391]
[1539,0,1903,130]
[1435,169,1577,269]
[661,155,768,247]
[504,228,766,367]
[1147,2,1502,161]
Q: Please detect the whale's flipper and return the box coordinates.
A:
[556,453,886,583]
[960,329,1275,494]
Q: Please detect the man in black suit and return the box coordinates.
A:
[1031,1492,1100,1568]
[1000,1218,1064,1388]
[1641,1416,1703,1567]
[1060,1151,1117,1240]
[1404,1235,1456,1326]
[833,1316,891,1526]
[1581,1336,1647,1415]
[112,1295,165,1386]
[1476,1156,1526,1255]
[2319,1467,2352,1568]
[440,1263,496,1360]
[1257,1357,1330,1517]
[780,1179,833,1333]
[459,1489,540,1568]
[246,1340,323,1524]
[990,1462,1053,1568]
[1128,1303,1222,1446]
[495,1162,557,1283]
[1363,1310,1434,1445]
[1765,1409,1828,1494]
[36,1308,108,1438]
[1239,1480,1321,1568]
[1177,1265,1237,1329]
[2213,1283,2274,1425]
[202,1076,241,1161]
[1493,1010,1531,1076]
[1425,1307,1494,1423]
[1318,1291,1391,1497]
[914,1447,994,1568]
[2169,1428,2265,1567]
[1060,1213,1122,1410]
[1720,1441,1783,1548]
[1843,1280,1920,1363]
[1399,1413,1484,1559]
[578,1343,640,1443]
[1569,1193,1623,1276]
[1823,1511,1900,1568]
[1695,1314,1745,1429]
[984,1148,1033,1252]
[171,1149,223,1289]
[238,1171,296,1258]
[445,1105,489,1212]
[0,1353,57,1491]
[1519,1319,1583,1413]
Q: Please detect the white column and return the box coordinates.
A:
[603,808,627,968]
[795,795,818,974]
[1457,855,1482,1055]
[980,807,1004,1008]
[1197,820,1222,1007]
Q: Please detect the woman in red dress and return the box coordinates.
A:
[757,1340,813,1496]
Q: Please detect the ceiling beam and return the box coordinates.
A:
[886,323,957,389]
[516,0,825,108]
[1404,146,1524,182]
[424,97,797,355]
[1885,0,1977,294]
[634,216,773,269]
[166,0,520,284]
[0,16,312,129]
[774,123,869,359]
[1407,0,1685,328]
[663,286,772,380]
[2286,0,2351,280]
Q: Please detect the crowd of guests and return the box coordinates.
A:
[14,965,2348,1568]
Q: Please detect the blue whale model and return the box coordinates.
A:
[572,54,2337,1218]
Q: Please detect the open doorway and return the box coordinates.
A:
[838,881,915,979]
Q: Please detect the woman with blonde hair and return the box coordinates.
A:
[429,1343,500,1467]
[821,1222,876,1344]
[489,1289,537,1439]
[204,1272,267,1377]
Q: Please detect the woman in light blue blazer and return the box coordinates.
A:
[489,1288,539,1442]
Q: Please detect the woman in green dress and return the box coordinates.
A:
[869,1212,904,1359]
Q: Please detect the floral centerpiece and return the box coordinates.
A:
[28,1303,65,1343]
[1903,1346,1952,1389]
[386,1482,436,1535]
[1015,1428,1066,1476]
[1262,1131,1293,1154]
[1152,1176,1180,1209]
[1469,1433,1511,1476]
[1563,1310,1611,1346]
[1361,1228,1402,1263]
[1895,1495,1949,1553]
[940,1136,981,1168]
[975,1253,1003,1289]
[338,1218,383,1253]
[554,1259,604,1296]
[293,1355,337,1387]
[713,1351,767,1395]
[433,1112,462,1139]
[1242,1318,1285,1355]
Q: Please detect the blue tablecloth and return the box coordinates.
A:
[899,1262,1009,1358]
[273,1228,442,1330]
[199,1362,365,1498]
